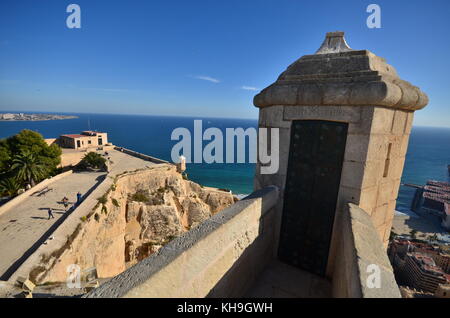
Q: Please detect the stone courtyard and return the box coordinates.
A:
[0,149,155,280]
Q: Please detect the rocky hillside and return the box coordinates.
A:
[30,165,235,284]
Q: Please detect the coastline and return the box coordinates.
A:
[0,113,78,122]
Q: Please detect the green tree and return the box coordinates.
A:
[11,150,49,186]
[6,130,61,174]
[410,229,418,239]
[0,139,12,174]
[0,130,61,188]
[0,177,21,197]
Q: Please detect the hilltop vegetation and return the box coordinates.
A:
[0,129,62,196]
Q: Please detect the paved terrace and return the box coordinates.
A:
[0,149,156,280]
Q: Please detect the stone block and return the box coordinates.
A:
[383,134,404,159]
[366,134,389,162]
[391,110,408,135]
[260,106,291,128]
[385,200,396,222]
[370,107,394,134]
[358,186,378,214]
[399,134,410,157]
[371,204,389,228]
[323,83,351,104]
[284,105,361,123]
[343,133,370,162]
[388,156,406,181]
[360,160,385,189]
[340,161,364,189]
[347,107,374,135]
[271,84,298,105]
[404,112,414,134]
[391,179,401,201]
[376,180,396,207]
[297,83,322,105]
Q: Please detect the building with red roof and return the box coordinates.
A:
[59,131,108,150]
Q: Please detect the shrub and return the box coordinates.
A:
[80,216,87,222]
[131,190,149,202]
[97,195,107,205]
[78,152,106,170]
[111,198,120,207]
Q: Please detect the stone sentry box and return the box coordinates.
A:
[253,32,428,277]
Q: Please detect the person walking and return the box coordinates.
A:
[48,208,55,220]
[62,196,69,211]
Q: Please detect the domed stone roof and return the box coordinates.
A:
[254,32,428,110]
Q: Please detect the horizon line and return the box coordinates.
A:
[1,109,450,129]
[0,109,258,121]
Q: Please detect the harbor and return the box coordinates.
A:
[405,179,450,231]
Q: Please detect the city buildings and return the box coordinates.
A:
[389,238,450,294]
[403,252,448,293]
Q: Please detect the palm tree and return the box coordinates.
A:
[0,177,21,197]
[11,151,48,187]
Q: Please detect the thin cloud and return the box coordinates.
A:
[241,86,259,91]
[84,87,131,93]
[192,75,220,83]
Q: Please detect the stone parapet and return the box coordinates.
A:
[332,203,401,298]
[114,146,170,164]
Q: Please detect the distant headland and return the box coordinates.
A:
[0,113,78,121]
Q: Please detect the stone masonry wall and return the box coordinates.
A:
[85,186,279,298]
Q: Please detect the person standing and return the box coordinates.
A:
[48,208,55,220]
[76,192,82,206]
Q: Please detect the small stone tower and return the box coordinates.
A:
[254,32,428,276]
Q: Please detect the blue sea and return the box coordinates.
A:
[1,112,449,214]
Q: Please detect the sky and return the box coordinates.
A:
[0,0,449,126]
